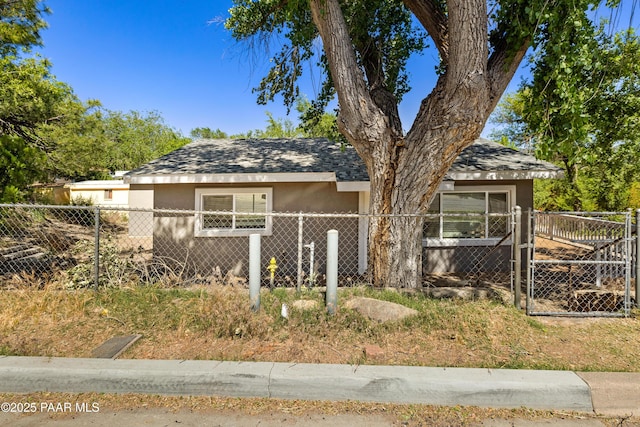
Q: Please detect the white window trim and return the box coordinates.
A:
[423,185,515,247]
[194,188,273,237]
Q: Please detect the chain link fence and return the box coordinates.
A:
[0,204,515,293]
[527,210,638,316]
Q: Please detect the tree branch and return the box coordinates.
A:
[403,0,448,63]
[487,35,530,111]
[309,0,385,151]
[446,0,488,91]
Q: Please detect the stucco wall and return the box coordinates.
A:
[150,182,360,280]
[128,184,154,237]
[422,179,532,274]
[152,182,359,212]
[133,178,534,279]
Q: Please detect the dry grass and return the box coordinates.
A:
[2,284,640,425]
[2,283,640,372]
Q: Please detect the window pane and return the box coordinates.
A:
[235,193,267,229]
[203,195,232,211]
[442,193,485,213]
[488,193,508,237]
[423,194,440,238]
[202,195,233,229]
[203,213,233,229]
[442,193,485,238]
[442,217,485,238]
[488,193,507,213]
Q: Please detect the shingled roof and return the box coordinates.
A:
[124,137,562,185]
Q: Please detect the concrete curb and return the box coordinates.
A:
[0,357,593,412]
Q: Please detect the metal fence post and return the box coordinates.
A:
[626,209,632,315]
[525,208,533,314]
[513,206,522,309]
[297,212,304,291]
[94,206,100,290]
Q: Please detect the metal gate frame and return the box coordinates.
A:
[526,210,637,317]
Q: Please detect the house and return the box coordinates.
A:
[124,137,562,279]
[65,180,130,207]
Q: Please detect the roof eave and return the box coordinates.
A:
[125,172,337,185]
[447,170,564,180]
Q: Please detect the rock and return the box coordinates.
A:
[343,297,418,323]
[423,286,510,304]
[363,344,384,358]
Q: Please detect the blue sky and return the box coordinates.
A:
[37,1,637,138]
[35,0,462,137]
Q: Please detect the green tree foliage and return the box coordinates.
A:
[44,107,190,180]
[0,0,189,199]
[0,0,48,56]
[0,0,78,201]
[194,97,342,141]
[295,97,343,143]
[226,0,425,116]
[190,127,229,139]
[0,55,75,148]
[233,111,302,139]
[101,110,189,171]
[491,22,640,211]
[0,135,45,201]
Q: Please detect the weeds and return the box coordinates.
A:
[1,283,640,371]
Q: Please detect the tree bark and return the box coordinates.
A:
[310,0,529,288]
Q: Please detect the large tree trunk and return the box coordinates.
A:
[310,0,527,288]
[366,78,492,287]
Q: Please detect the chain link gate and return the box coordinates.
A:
[526,210,635,316]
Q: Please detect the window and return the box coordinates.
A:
[423,187,513,244]
[195,188,273,237]
[104,189,113,201]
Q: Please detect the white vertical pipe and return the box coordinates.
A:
[326,229,338,315]
[249,233,261,312]
[297,212,303,292]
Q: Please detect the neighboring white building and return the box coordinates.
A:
[65,180,130,207]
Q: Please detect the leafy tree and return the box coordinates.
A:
[195,97,342,140]
[190,127,229,139]
[0,0,48,56]
[296,97,343,143]
[234,111,303,139]
[491,25,640,211]
[0,135,46,201]
[488,90,534,152]
[0,1,190,198]
[101,110,189,171]
[44,107,191,179]
[226,0,615,288]
[0,0,79,201]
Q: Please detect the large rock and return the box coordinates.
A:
[343,297,418,323]
[423,286,509,303]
